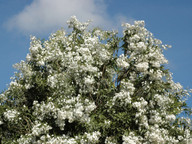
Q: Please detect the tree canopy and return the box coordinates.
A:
[0,16,191,143]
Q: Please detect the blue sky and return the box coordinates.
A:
[0,0,192,106]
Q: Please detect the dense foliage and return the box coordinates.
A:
[0,16,192,143]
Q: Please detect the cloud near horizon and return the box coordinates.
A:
[5,0,132,35]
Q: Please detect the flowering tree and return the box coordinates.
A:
[0,16,191,143]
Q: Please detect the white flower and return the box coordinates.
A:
[135,62,149,72]
[105,137,117,144]
[151,61,160,68]
[130,34,140,42]
[84,76,94,85]
[4,109,20,122]
[47,75,57,88]
[113,90,131,106]
[26,53,31,61]
[31,121,52,136]
[0,120,3,125]
[165,114,176,122]
[122,132,142,144]
[136,42,146,50]
[116,54,130,68]
[104,120,111,125]
[85,131,101,143]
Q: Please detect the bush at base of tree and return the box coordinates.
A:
[0,16,192,144]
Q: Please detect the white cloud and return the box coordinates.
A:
[6,0,118,35]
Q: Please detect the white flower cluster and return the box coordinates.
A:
[0,93,7,103]
[165,114,176,122]
[123,132,142,144]
[104,137,117,144]
[154,94,173,108]
[31,121,52,136]
[17,133,79,144]
[123,20,168,77]
[0,120,3,125]
[32,95,96,130]
[67,16,91,32]
[17,131,101,144]
[3,109,20,122]
[112,80,135,105]
[132,97,148,118]
[83,131,101,143]
[135,62,149,72]
[116,54,130,68]
[14,60,34,78]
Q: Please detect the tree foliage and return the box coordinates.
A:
[0,16,191,143]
